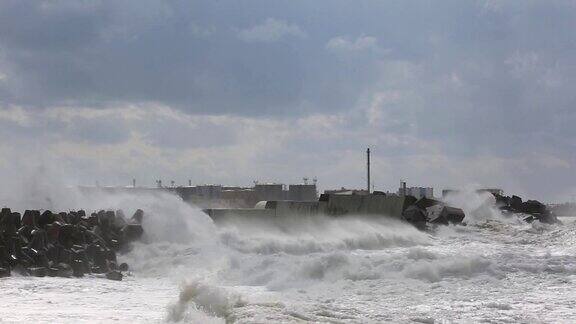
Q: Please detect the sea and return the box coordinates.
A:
[1,190,575,323]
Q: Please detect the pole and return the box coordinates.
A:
[367,148,371,193]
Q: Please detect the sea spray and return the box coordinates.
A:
[167,280,245,323]
[217,213,431,255]
[443,189,514,224]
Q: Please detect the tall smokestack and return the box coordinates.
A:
[367,148,371,194]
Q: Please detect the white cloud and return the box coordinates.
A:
[238,18,306,43]
[326,36,379,52]
[0,105,31,126]
[366,91,402,125]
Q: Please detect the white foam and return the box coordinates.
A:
[167,280,243,323]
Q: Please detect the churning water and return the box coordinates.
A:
[1,191,576,323]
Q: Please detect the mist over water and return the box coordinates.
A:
[2,171,576,323]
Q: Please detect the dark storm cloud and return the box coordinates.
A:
[1,1,575,119]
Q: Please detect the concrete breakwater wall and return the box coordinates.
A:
[204,193,463,230]
[204,191,562,229]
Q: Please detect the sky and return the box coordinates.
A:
[1,0,576,202]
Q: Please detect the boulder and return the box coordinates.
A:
[535,212,561,225]
[492,194,510,208]
[426,205,465,225]
[28,267,47,277]
[414,197,442,210]
[521,200,547,215]
[402,206,427,230]
[22,210,40,227]
[105,270,123,281]
[118,263,129,272]
[71,259,85,277]
[510,195,523,212]
[131,209,144,224]
[0,267,10,278]
[121,224,143,242]
[113,210,128,229]
[47,267,59,277]
[38,210,54,228]
[56,263,73,278]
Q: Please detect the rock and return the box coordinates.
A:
[492,193,510,207]
[426,205,465,225]
[414,197,442,210]
[402,195,418,210]
[56,263,73,278]
[0,267,10,278]
[105,270,123,281]
[131,209,144,224]
[91,265,107,274]
[535,212,561,225]
[28,267,47,277]
[521,200,547,215]
[24,210,41,226]
[121,224,143,242]
[510,195,523,211]
[0,206,143,281]
[114,210,128,229]
[47,267,59,277]
[118,263,129,272]
[524,215,535,223]
[402,206,427,230]
[71,259,85,277]
[38,210,54,228]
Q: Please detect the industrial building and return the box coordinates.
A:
[397,181,434,199]
[324,187,369,195]
[79,180,318,208]
[401,187,434,199]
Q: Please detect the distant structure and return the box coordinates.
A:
[288,184,318,201]
[196,185,223,199]
[324,187,369,196]
[399,180,407,197]
[254,183,284,201]
[397,181,433,199]
[405,187,434,199]
[442,188,503,197]
[79,179,318,208]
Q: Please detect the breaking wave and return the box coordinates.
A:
[167,280,244,323]
[217,214,431,255]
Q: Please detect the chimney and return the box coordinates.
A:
[366,148,371,193]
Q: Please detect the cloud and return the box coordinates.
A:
[237,18,306,43]
[326,36,380,52]
[1,1,576,200]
